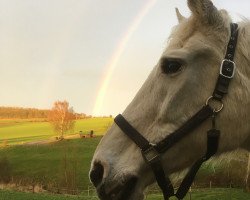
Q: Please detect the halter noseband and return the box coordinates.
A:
[114,23,239,200]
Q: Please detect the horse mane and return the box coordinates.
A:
[238,20,250,66]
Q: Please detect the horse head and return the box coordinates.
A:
[90,1,250,199]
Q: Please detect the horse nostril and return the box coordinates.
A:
[90,162,104,187]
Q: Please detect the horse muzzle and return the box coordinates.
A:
[90,161,140,200]
[97,176,138,200]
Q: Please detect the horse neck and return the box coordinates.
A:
[235,21,250,151]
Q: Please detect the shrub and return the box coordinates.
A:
[0,156,12,183]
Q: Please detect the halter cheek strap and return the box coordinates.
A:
[213,23,238,101]
[115,106,216,199]
[114,23,238,200]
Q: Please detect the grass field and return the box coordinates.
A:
[0,137,101,189]
[147,188,250,199]
[0,118,113,145]
[1,137,249,197]
[0,190,93,200]
[0,188,250,200]
[0,118,249,199]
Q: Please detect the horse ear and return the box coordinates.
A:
[187,0,222,25]
[175,8,186,23]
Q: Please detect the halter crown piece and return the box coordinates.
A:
[115,23,239,200]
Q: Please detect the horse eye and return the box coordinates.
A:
[161,59,183,75]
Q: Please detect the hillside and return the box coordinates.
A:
[0,138,100,191]
[0,138,249,193]
[0,188,249,200]
[0,117,249,199]
[0,118,113,145]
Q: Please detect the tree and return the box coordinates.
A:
[48,101,75,139]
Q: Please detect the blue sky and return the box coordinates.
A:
[0,0,250,116]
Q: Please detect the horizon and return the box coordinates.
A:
[1,0,250,116]
[0,105,108,116]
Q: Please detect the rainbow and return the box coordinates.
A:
[92,0,158,116]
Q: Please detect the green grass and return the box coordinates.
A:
[0,190,96,200]
[75,118,113,135]
[0,120,53,144]
[0,138,250,199]
[0,137,102,189]
[0,188,250,200]
[0,117,249,199]
[146,188,250,200]
[0,118,113,145]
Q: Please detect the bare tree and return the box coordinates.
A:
[48,101,75,139]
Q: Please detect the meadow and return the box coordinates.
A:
[1,188,250,200]
[0,118,113,145]
[0,137,101,190]
[0,136,249,199]
[0,117,249,199]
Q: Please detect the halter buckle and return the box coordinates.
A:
[220,59,236,79]
[206,96,224,113]
[142,144,160,164]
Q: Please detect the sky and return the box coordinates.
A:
[0,0,250,116]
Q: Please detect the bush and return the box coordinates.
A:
[0,156,12,183]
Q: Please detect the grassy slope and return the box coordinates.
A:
[0,188,250,200]
[0,190,94,200]
[1,137,250,199]
[0,118,113,145]
[0,118,249,199]
[75,118,113,135]
[0,138,101,189]
[147,188,250,200]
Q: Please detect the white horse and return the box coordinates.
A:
[90,0,250,199]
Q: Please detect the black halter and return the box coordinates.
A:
[114,23,239,200]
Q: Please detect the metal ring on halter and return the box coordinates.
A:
[206,96,224,113]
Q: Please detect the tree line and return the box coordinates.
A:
[0,106,89,119]
[0,107,49,119]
